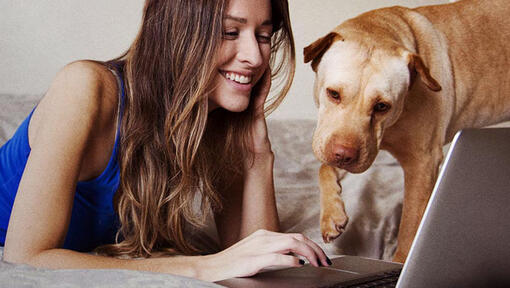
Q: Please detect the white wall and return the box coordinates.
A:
[0,1,144,94]
[0,0,449,119]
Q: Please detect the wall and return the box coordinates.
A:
[0,1,144,95]
[0,0,450,119]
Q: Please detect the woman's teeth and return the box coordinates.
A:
[225,72,251,84]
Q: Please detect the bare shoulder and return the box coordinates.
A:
[46,60,118,110]
[30,60,120,147]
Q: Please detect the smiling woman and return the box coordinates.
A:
[209,0,273,112]
[0,0,332,282]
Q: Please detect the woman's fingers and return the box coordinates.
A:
[272,234,323,267]
[289,233,330,267]
[252,68,271,115]
[255,253,304,271]
[247,70,271,155]
[218,230,332,279]
[253,230,330,267]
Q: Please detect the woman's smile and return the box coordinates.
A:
[220,70,254,91]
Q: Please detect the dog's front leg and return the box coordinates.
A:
[319,164,349,243]
[393,147,444,262]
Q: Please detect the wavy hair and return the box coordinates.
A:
[97,0,295,257]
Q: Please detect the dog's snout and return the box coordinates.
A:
[333,145,358,166]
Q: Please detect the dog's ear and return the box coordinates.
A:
[304,32,342,72]
[407,53,442,91]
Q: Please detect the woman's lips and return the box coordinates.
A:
[220,70,254,91]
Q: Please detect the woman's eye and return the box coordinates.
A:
[222,31,238,39]
[327,88,341,102]
[373,102,391,113]
[257,34,272,44]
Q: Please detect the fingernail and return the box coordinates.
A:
[326,257,332,266]
[317,258,324,267]
[299,259,305,265]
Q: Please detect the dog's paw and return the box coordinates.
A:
[320,209,349,243]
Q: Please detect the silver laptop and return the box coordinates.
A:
[216,128,510,288]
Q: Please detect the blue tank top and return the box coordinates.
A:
[0,65,124,252]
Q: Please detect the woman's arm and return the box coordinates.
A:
[214,151,278,248]
[4,61,109,263]
[215,69,279,248]
[3,60,130,257]
[240,151,279,235]
[211,70,329,269]
[239,69,280,235]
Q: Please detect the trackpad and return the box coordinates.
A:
[328,255,402,274]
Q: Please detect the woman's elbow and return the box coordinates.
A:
[3,243,44,266]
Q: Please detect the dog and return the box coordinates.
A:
[303,0,510,262]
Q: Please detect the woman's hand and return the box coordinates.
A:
[249,69,273,156]
[200,229,331,282]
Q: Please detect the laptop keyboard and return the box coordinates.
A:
[324,268,402,288]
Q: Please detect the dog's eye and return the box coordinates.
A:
[373,102,391,113]
[327,88,341,102]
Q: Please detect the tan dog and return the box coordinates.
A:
[304,0,510,262]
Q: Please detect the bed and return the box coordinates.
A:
[0,93,404,287]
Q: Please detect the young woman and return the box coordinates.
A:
[0,0,331,281]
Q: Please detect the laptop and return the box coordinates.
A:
[216,128,510,288]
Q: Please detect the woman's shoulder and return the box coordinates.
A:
[42,60,119,121]
[56,60,119,104]
[29,60,120,146]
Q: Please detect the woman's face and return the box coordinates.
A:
[208,0,273,113]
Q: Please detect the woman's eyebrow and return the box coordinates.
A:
[224,15,272,26]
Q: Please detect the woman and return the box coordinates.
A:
[0,0,331,281]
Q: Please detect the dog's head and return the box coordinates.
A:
[304,31,441,173]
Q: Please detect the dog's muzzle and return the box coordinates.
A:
[330,144,359,168]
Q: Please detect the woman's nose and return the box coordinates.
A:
[237,35,264,68]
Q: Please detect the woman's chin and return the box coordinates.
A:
[211,99,250,113]
[224,102,250,113]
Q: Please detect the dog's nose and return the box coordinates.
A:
[333,145,358,166]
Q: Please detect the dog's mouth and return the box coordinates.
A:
[320,145,376,174]
[312,127,380,173]
[326,159,357,173]
[331,155,358,170]
[323,157,372,173]
[333,161,356,170]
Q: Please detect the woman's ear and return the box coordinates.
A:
[304,32,342,72]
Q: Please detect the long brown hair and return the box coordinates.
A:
[98,0,295,257]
